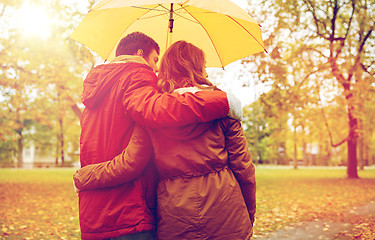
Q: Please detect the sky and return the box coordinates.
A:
[230,0,249,9]
[206,0,269,107]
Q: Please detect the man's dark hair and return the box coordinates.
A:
[116,32,160,58]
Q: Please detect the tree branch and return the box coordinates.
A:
[303,0,329,40]
[329,55,347,87]
[361,62,375,76]
[317,84,348,148]
[0,4,6,18]
[330,0,339,42]
[348,24,374,82]
[326,0,349,87]
[304,46,328,58]
[359,24,374,54]
[58,84,82,119]
[298,65,328,87]
[344,0,356,40]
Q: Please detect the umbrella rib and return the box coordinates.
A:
[158,4,172,12]
[174,13,199,23]
[132,5,170,20]
[226,16,268,53]
[131,6,167,12]
[137,12,169,20]
[181,6,225,68]
[136,6,196,23]
[173,7,199,23]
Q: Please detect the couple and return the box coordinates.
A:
[74,32,256,240]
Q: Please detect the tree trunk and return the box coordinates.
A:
[253,110,259,165]
[293,121,298,169]
[347,137,358,178]
[59,117,65,167]
[347,110,359,178]
[55,140,59,167]
[278,142,287,165]
[17,131,23,168]
[358,123,364,171]
[301,125,308,166]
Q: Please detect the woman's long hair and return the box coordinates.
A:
[157,41,216,93]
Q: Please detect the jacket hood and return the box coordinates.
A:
[156,87,213,140]
[82,55,150,108]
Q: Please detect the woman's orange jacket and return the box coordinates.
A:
[79,58,229,240]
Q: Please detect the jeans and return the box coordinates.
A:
[109,231,155,240]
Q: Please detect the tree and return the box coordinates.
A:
[242,101,274,164]
[245,0,374,178]
[301,0,374,178]
[0,0,95,167]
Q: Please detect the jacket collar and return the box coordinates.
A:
[110,55,149,66]
[173,85,212,94]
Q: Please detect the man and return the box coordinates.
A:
[79,32,241,240]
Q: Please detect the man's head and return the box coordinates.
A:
[116,32,160,72]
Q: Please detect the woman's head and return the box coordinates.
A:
[158,41,215,93]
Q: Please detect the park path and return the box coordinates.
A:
[253,200,375,240]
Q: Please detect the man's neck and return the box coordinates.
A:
[110,55,148,66]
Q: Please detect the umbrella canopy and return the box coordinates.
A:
[71,0,266,68]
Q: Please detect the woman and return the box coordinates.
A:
[74,41,256,240]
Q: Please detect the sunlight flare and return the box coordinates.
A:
[14,3,52,38]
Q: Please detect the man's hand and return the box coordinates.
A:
[175,88,242,120]
[226,92,242,120]
[73,175,80,193]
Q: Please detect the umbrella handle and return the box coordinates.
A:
[169,3,174,33]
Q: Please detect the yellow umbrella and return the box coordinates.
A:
[71,0,266,68]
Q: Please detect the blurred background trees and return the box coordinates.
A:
[242,0,374,178]
[0,0,374,178]
[0,0,95,167]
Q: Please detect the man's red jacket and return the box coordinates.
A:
[79,56,229,239]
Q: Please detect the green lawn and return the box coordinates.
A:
[0,167,374,239]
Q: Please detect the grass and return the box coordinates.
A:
[0,167,374,239]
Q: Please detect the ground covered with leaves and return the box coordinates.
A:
[0,169,80,239]
[253,167,375,239]
[1,167,374,239]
